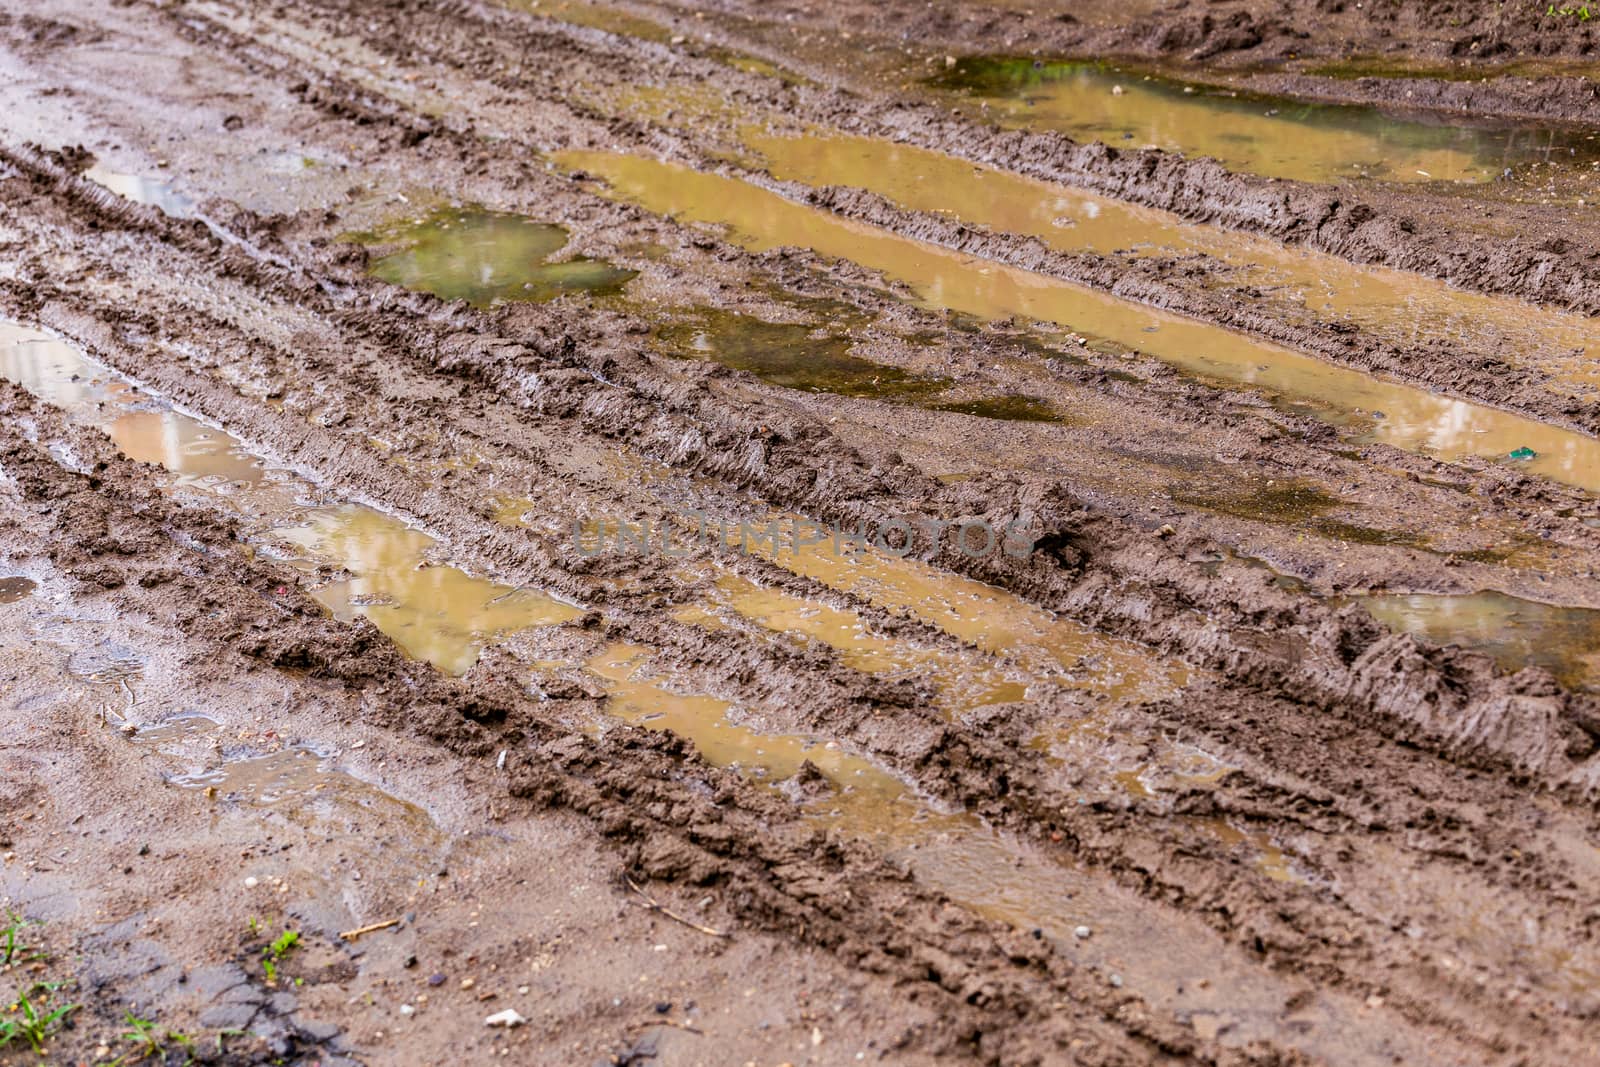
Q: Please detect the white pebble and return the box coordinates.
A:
[1073,925,1091,939]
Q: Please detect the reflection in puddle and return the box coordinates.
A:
[0,322,579,675]
[169,747,440,851]
[690,571,1028,710]
[760,527,1186,701]
[0,323,288,508]
[744,129,1598,391]
[1360,590,1600,693]
[66,640,146,685]
[589,643,907,794]
[927,58,1593,184]
[505,0,673,43]
[585,643,1429,1064]
[132,713,223,746]
[353,206,636,307]
[564,151,1600,494]
[273,506,583,676]
[0,577,37,604]
[174,747,334,805]
[84,163,197,218]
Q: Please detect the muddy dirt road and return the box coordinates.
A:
[1,0,1599,1063]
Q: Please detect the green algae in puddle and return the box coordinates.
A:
[1360,590,1600,693]
[658,309,1065,421]
[1171,480,1429,548]
[930,394,1061,422]
[658,310,947,400]
[928,57,1595,184]
[355,206,636,307]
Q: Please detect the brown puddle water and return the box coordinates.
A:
[1359,590,1600,693]
[0,322,580,675]
[0,576,38,604]
[742,129,1599,393]
[685,571,1030,709]
[352,206,636,308]
[750,529,1184,702]
[272,506,582,676]
[925,58,1595,185]
[560,150,1600,494]
[584,641,1439,1064]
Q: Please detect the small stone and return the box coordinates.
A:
[244,877,258,888]
[1156,524,1176,538]
[670,34,686,44]
[1111,84,1125,95]
[484,1009,526,1028]
[427,973,446,987]
[399,1004,415,1017]
[1109,974,1123,988]
[460,978,476,990]
[1073,926,1091,939]
[654,1001,671,1014]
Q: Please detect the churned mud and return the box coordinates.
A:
[1,0,1599,1064]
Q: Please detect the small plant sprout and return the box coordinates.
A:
[0,985,79,1053]
[121,1010,162,1059]
[1,911,42,966]
[262,928,300,984]
[118,1009,198,1064]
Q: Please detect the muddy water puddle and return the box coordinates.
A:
[563,150,1600,494]
[926,58,1595,185]
[83,163,197,218]
[1172,478,1430,548]
[0,322,581,675]
[743,129,1598,389]
[0,576,37,604]
[658,309,945,399]
[656,307,1067,420]
[685,570,1030,709]
[1360,590,1600,693]
[758,532,1184,701]
[585,641,1430,1064]
[272,506,582,676]
[352,206,636,307]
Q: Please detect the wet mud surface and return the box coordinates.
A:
[1,0,1599,1064]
